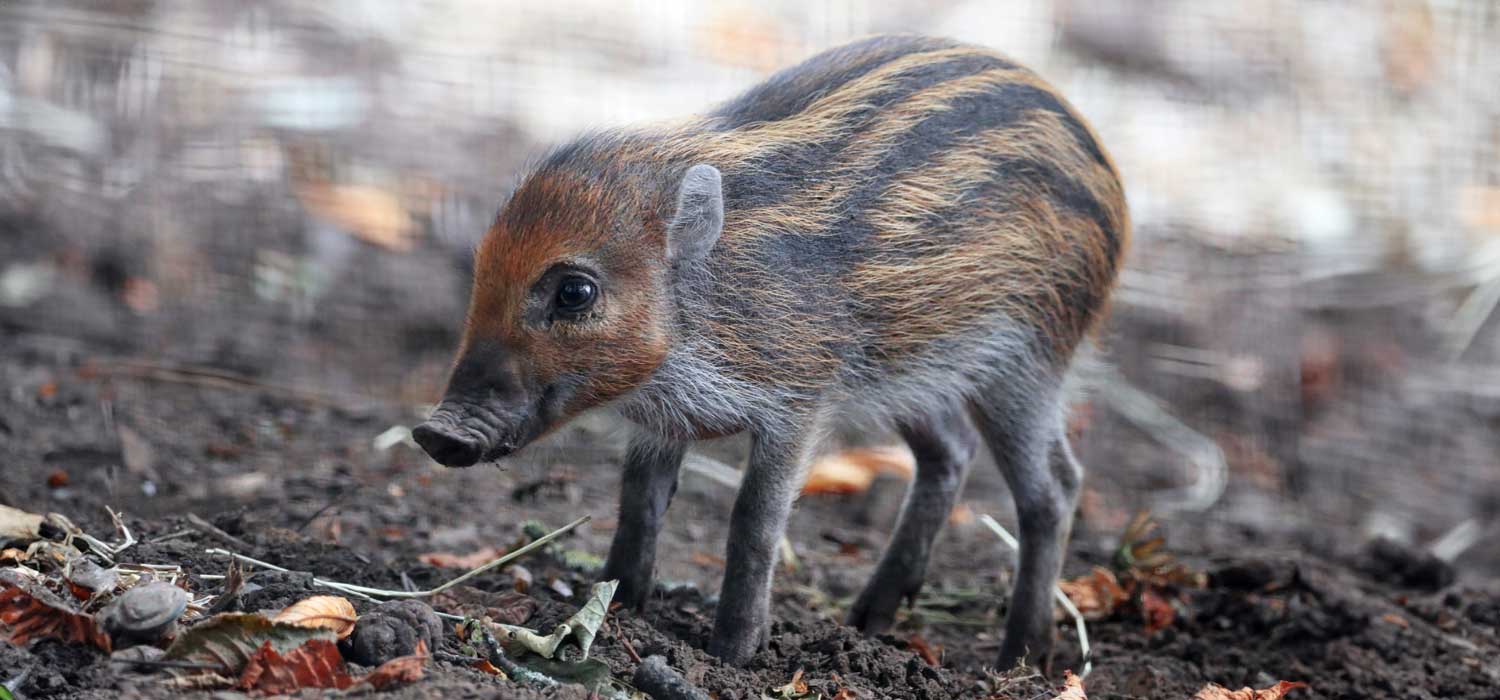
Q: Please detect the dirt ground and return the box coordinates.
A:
[2,318,1499,700]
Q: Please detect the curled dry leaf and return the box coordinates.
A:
[907,633,941,667]
[1139,588,1176,634]
[0,505,44,542]
[496,580,617,661]
[420,547,505,570]
[1054,670,1087,700]
[272,595,357,639]
[1058,566,1130,619]
[487,591,540,626]
[295,182,416,252]
[1193,681,1309,700]
[767,668,815,699]
[238,638,353,693]
[802,445,915,496]
[163,613,334,677]
[0,569,111,651]
[362,639,429,689]
[471,657,507,678]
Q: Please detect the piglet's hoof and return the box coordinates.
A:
[342,599,443,666]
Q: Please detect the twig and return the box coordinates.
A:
[1430,518,1485,562]
[106,506,136,555]
[609,618,641,664]
[148,529,195,544]
[206,515,591,600]
[186,513,254,552]
[632,655,710,700]
[979,514,1092,678]
[1097,367,1226,514]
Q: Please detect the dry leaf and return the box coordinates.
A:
[768,668,814,699]
[907,633,941,667]
[362,639,429,689]
[471,657,507,678]
[1058,567,1130,618]
[486,591,539,626]
[272,596,357,640]
[164,613,335,676]
[0,569,111,651]
[1054,670,1087,700]
[432,587,537,625]
[0,505,44,542]
[496,580,616,661]
[296,182,415,252]
[802,445,915,496]
[1193,681,1308,700]
[420,547,505,569]
[238,639,353,693]
[833,689,857,700]
[1139,588,1175,634]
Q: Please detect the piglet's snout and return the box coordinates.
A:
[412,407,487,467]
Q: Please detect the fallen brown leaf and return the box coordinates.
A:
[907,633,941,667]
[271,596,357,640]
[238,639,353,693]
[472,657,507,677]
[420,547,505,569]
[1139,588,1175,634]
[802,445,914,496]
[0,570,111,651]
[1054,670,1087,700]
[363,639,429,689]
[487,591,539,626]
[1193,680,1308,700]
[767,668,813,698]
[1058,567,1129,618]
[295,182,415,252]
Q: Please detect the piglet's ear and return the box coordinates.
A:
[666,164,723,263]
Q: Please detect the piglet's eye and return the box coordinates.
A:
[555,276,597,315]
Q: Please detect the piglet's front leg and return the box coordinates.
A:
[707,425,815,665]
[602,434,687,608]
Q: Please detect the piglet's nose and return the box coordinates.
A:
[412,421,483,467]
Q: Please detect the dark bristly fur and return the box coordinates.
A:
[411,34,1129,671]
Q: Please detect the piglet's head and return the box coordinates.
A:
[413,163,723,467]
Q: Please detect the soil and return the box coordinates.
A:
[2,325,1498,700]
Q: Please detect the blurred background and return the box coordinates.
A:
[1,0,1498,580]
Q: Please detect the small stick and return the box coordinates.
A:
[609,618,641,664]
[206,515,592,599]
[1097,368,1226,514]
[979,514,1092,678]
[632,656,710,700]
